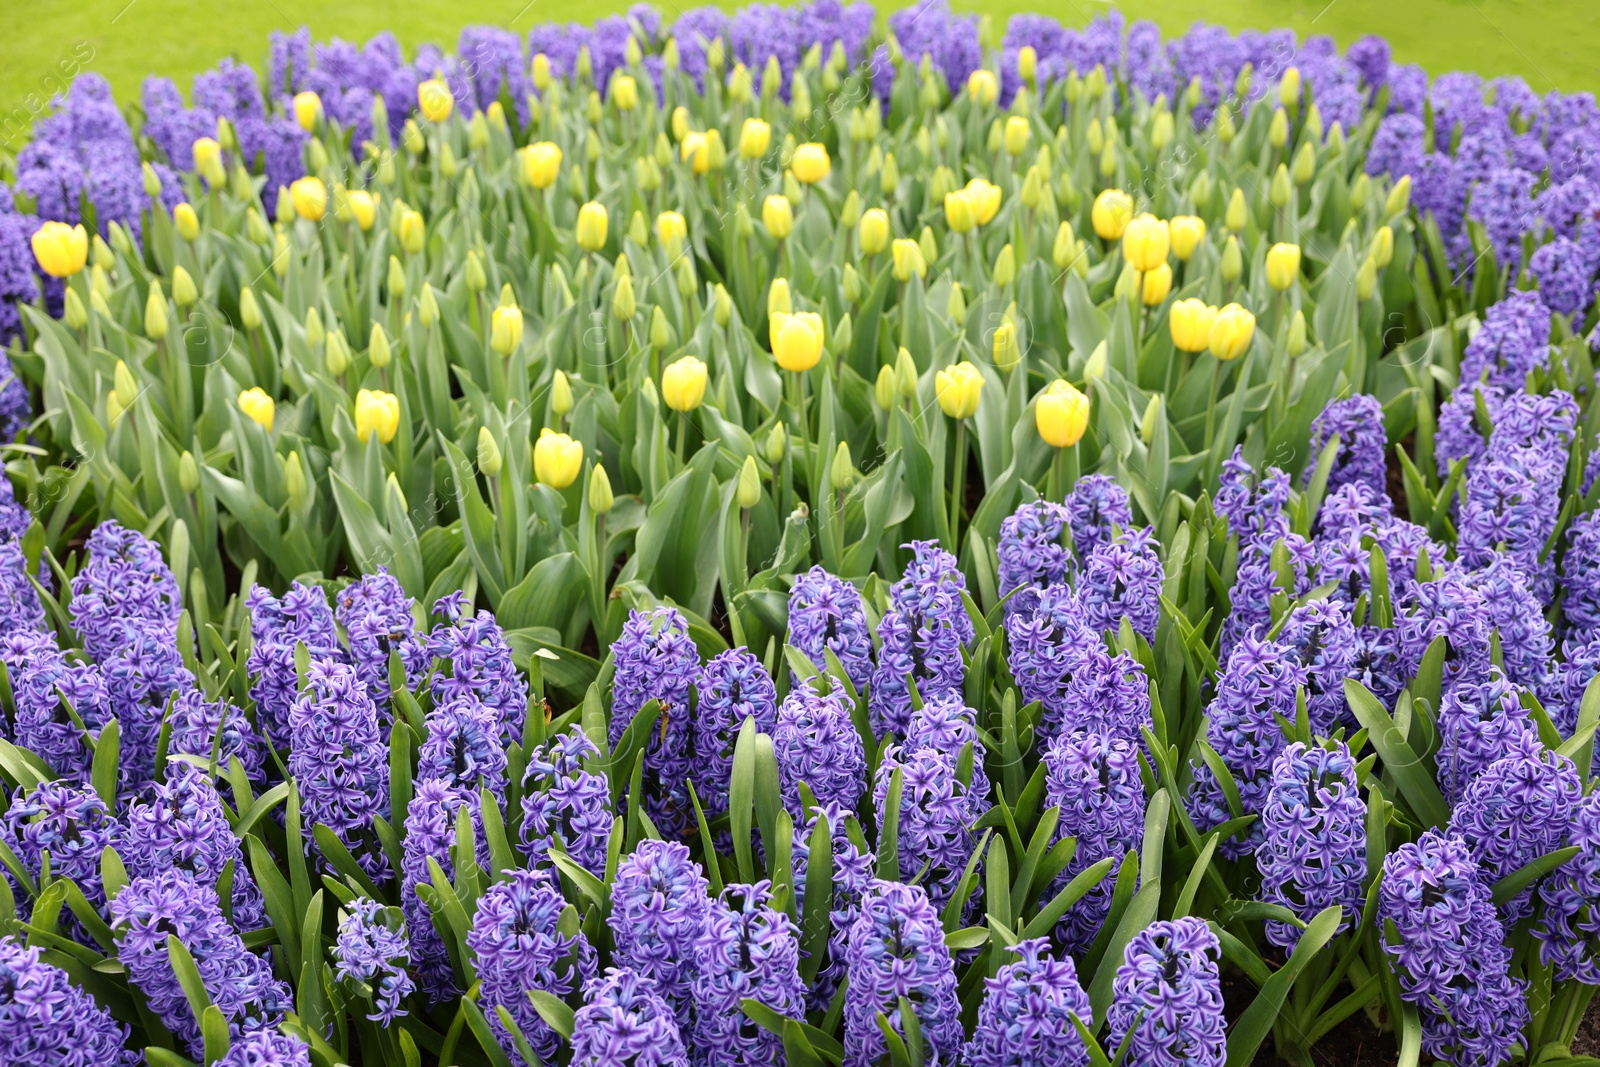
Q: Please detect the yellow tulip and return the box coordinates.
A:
[935,361,983,419]
[1266,242,1302,291]
[576,202,609,251]
[662,355,709,412]
[1018,46,1038,85]
[418,78,453,122]
[173,203,199,244]
[1141,263,1173,305]
[965,178,1001,225]
[656,210,688,249]
[534,428,584,488]
[291,177,327,222]
[680,132,711,174]
[532,53,552,91]
[293,90,322,131]
[1169,215,1206,261]
[763,195,794,239]
[30,221,89,278]
[1092,188,1133,240]
[490,305,524,355]
[347,190,378,232]
[1120,213,1169,273]
[770,311,825,372]
[892,238,927,281]
[354,389,401,444]
[967,69,998,106]
[739,117,771,159]
[792,143,831,184]
[859,208,889,255]
[1169,299,1219,353]
[1036,379,1089,447]
[768,277,792,316]
[1209,303,1256,360]
[1003,115,1031,155]
[399,210,425,254]
[944,190,976,234]
[521,142,562,189]
[238,387,275,431]
[611,74,639,111]
[192,137,226,186]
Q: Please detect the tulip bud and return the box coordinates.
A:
[589,464,615,514]
[1371,225,1395,269]
[948,283,967,324]
[490,304,524,355]
[614,253,632,281]
[1356,256,1378,301]
[1220,235,1243,282]
[1020,166,1043,209]
[1265,243,1301,291]
[1150,109,1174,150]
[993,321,1021,372]
[1052,221,1077,270]
[831,441,855,490]
[763,195,794,240]
[1385,175,1412,217]
[858,208,889,256]
[1325,121,1344,155]
[768,277,792,317]
[1350,173,1371,212]
[1036,379,1089,447]
[173,202,199,242]
[895,346,918,398]
[892,238,927,282]
[167,266,197,309]
[477,426,503,478]
[279,451,306,506]
[143,281,169,340]
[918,226,938,268]
[993,243,1016,287]
[764,423,787,463]
[548,369,575,418]
[326,328,352,376]
[577,201,609,251]
[612,275,635,320]
[874,364,897,409]
[714,284,733,327]
[628,210,649,248]
[1269,164,1291,209]
[1286,309,1308,357]
[841,263,863,305]
[1268,107,1289,149]
[1017,45,1037,85]
[272,231,291,277]
[650,306,673,351]
[1293,141,1315,185]
[880,153,900,196]
[1003,115,1030,156]
[1086,118,1104,156]
[418,283,439,327]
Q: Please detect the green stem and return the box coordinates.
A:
[949,418,967,550]
[676,409,687,466]
[1203,358,1222,452]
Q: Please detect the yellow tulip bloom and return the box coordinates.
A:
[1036,379,1089,447]
[1169,299,1219,353]
[418,78,454,122]
[290,177,327,222]
[238,387,275,431]
[534,428,584,488]
[1121,213,1170,272]
[935,361,983,419]
[1092,188,1134,240]
[521,142,563,189]
[355,389,401,444]
[662,355,709,412]
[791,143,831,184]
[1209,303,1256,360]
[770,311,825,372]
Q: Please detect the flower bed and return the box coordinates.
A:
[0,4,1598,1065]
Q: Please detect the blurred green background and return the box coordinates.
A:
[3,0,1597,150]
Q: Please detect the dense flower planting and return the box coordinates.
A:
[0,3,1599,1065]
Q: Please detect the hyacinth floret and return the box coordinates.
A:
[997,499,1073,615]
[287,659,390,882]
[1379,831,1529,1067]
[789,801,877,1012]
[69,520,183,661]
[1458,289,1553,388]
[569,968,689,1067]
[427,595,528,742]
[520,724,611,876]
[1308,394,1389,500]
[1278,599,1359,735]
[1005,584,1099,738]
[1042,729,1145,953]
[608,607,700,835]
[1436,667,1538,805]
[1215,447,1291,552]
[334,898,415,1024]
[1562,508,1600,636]
[100,618,196,789]
[773,679,867,817]
[843,880,963,1067]
[690,881,806,1065]
[0,935,140,1067]
[693,647,778,816]
[1077,526,1163,642]
[416,695,509,799]
[335,568,428,708]
[401,778,481,1002]
[1053,646,1152,743]
[609,839,711,1028]
[0,629,109,780]
[110,870,291,1057]
[1105,917,1227,1067]
[1396,568,1493,690]
[1473,556,1554,691]
[247,581,344,750]
[965,937,1092,1067]
[1063,473,1133,562]
[164,686,269,783]
[787,565,874,691]
[0,541,45,638]
[215,1030,312,1067]
[870,541,972,736]
[1537,791,1600,983]
[1258,742,1366,949]
[873,741,987,908]
[2,781,120,931]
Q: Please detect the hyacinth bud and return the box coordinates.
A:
[764,423,787,463]
[171,265,198,308]
[736,454,762,508]
[1385,175,1412,217]
[831,440,856,489]
[588,463,615,515]
[1268,107,1289,148]
[1286,309,1308,357]
[874,364,897,409]
[1292,142,1315,185]
[1356,256,1378,301]
[895,345,918,398]
[1269,164,1291,208]
[948,283,967,323]
[418,283,440,327]
[993,321,1021,372]
[993,243,1016,287]
[284,450,307,505]
[477,426,503,478]
[1220,235,1243,282]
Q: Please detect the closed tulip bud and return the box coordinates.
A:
[1266,242,1301,290]
[1277,66,1301,107]
[1065,71,1083,103]
[1169,299,1219,352]
[300,307,324,353]
[880,152,900,195]
[589,463,615,513]
[238,387,275,431]
[762,424,786,465]
[91,263,111,300]
[611,74,638,111]
[142,281,168,340]
[948,283,967,323]
[944,190,976,233]
[612,275,635,320]
[714,284,733,326]
[768,277,792,317]
[1141,263,1172,305]
[171,266,198,308]
[171,201,199,241]
[830,441,856,490]
[1385,175,1412,217]
[842,263,863,303]
[107,363,138,414]
[792,143,831,184]
[1348,173,1372,213]
[1269,164,1292,208]
[1086,118,1104,156]
[354,388,400,443]
[246,208,271,245]
[966,178,1001,224]
[726,61,752,101]
[927,165,956,205]
[1003,115,1031,156]
[1208,303,1256,360]
[769,311,825,372]
[106,386,128,427]
[782,169,803,204]
[1189,171,1213,208]
[1226,187,1249,231]
[993,243,1016,286]
[703,129,728,171]
[1036,379,1089,447]
[653,211,687,255]
[1098,138,1117,178]
[1286,309,1308,357]
[1215,105,1237,143]
[530,52,553,90]
[289,176,325,222]
[346,189,377,232]
[1326,120,1344,154]
[1169,215,1206,261]
[490,305,524,355]
[31,221,89,278]
[533,428,583,488]
[1085,65,1107,99]
[650,306,673,351]
[377,258,403,305]
[1371,225,1395,269]
[1151,109,1174,150]
[464,250,488,293]
[140,160,162,199]
[60,286,87,329]
[289,90,321,132]
[834,190,860,232]
[577,201,609,251]
[548,370,575,418]
[1356,256,1378,300]
[1293,141,1316,184]
[401,119,425,156]
[892,238,927,281]
[418,78,453,122]
[477,426,503,478]
[874,361,898,409]
[1121,213,1170,272]
[418,283,439,327]
[1052,222,1077,270]
[326,328,352,376]
[192,137,226,186]
[614,252,632,281]
[967,69,998,106]
[627,210,649,248]
[739,117,771,159]
[993,321,1021,371]
[919,226,939,268]
[935,360,983,419]
[1114,262,1139,304]
[399,209,425,253]
[575,45,593,82]
[858,208,889,255]
[1220,235,1243,281]
[1020,166,1043,208]
[272,231,291,277]
[1139,394,1162,444]
[1092,188,1133,240]
[763,195,794,239]
[661,355,708,412]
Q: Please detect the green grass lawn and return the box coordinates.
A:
[2,0,1597,150]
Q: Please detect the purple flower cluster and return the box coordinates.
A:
[873,736,987,909]
[1078,527,1163,642]
[789,802,876,1011]
[965,937,1091,1067]
[1396,567,1493,690]
[427,594,527,742]
[333,898,415,1024]
[1105,918,1226,1067]
[110,870,291,1057]
[609,840,711,1027]
[1258,743,1365,949]
[1538,791,1600,983]
[886,1,981,92]
[416,696,509,799]
[1215,447,1291,552]
[1379,831,1528,1067]
[1308,394,1389,500]
[570,968,688,1067]
[1064,474,1133,562]
[787,566,874,691]
[1529,237,1596,318]
[1435,667,1538,805]
[870,541,971,736]
[247,581,344,750]
[0,935,139,1067]
[609,607,700,835]
[102,620,196,789]
[0,629,109,780]
[0,187,41,351]
[216,1031,311,1067]
[0,543,45,642]
[287,659,390,881]
[18,74,143,241]
[335,569,427,710]
[3,781,120,933]
[1053,646,1152,744]
[693,648,777,816]
[1278,599,1359,734]
[401,779,479,1002]
[1006,585,1100,739]
[1563,509,1600,636]
[1042,730,1144,952]
[843,880,963,1066]
[690,882,805,1065]
[997,500,1073,615]
[69,521,183,662]
[773,680,866,817]
[520,725,611,876]
[164,687,268,782]
[1459,290,1553,389]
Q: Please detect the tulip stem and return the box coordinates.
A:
[949,419,967,550]
[1048,446,1064,502]
[1203,358,1222,454]
[676,410,687,465]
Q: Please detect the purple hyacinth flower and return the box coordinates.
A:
[1278,599,1359,734]
[996,500,1073,615]
[1436,667,1539,805]
[965,937,1092,1067]
[843,880,963,1067]
[1042,729,1145,953]
[608,607,700,835]
[609,840,711,1028]
[334,898,414,1024]
[1215,447,1291,553]
[335,568,428,710]
[1078,526,1163,643]
[1105,918,1227,1067]
[1537,791,1600,983]
[690,881,806,1065]
[520,725,611,877]
[570,968,689,1067]
[2,781,120,941]
[69,520,183,662]
[693,647,778,817]
[247,581,345,751]
[428,595,528,743]
[401,779,481,1003]
[1259,742,1365,949]
[416,695,509,800]
[288,659,390,882]
[789,801,877,1012]
[216,1030,311,1067]
[0,935,140,1067]
[1459,290,1553,388]
[773,680,866,818]
[1005,585,1100,739]
[0,629,109,780]
[869,541,971,736]
[873,739,988,909]
[787,566,874,691]
[164,687,269,784]
[1308,394,1389,500]
[1064,474,1133,563]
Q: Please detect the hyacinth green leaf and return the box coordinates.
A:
[312,823,384,902]
[1087,877,1161,1025]
[494,1004,545,1067]
[878,764,904,881]
[1223,906,1342,1067]
[730,714,759,884]
[89,719,119,809]
[1344,679,1450,830]
[686,780,725,897]
[165,934,214,1031]
[1491,846,1580,906]
[740,999,841,1066]
[459,995,517,1067]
